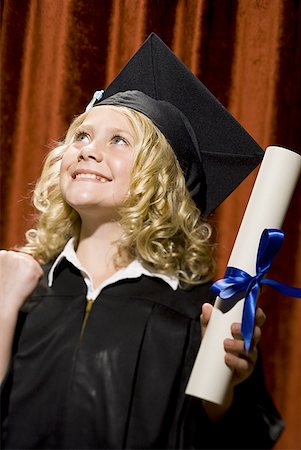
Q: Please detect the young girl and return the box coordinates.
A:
[0,34,283,449]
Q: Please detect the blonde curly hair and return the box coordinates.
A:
[20,105,215,285]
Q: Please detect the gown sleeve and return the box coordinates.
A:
[181,351,284,449]
[0,268,51,447]
[0,309,27,446]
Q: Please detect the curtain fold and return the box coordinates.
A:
[1,1,300,448]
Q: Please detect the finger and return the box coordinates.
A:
[201,303,213,327]
[228,325,261,354]
[252,324,262,347]
[225,336,258,360]
[255,307,266,328]
[224,336,258,361]
[224,338,245,355]
[226,335,261,364]
[231,311,265,343]
[231,322,243,340]
[224,351,256,372]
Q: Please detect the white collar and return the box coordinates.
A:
[48,238,179,299]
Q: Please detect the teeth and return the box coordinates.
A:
[75,173,109,182]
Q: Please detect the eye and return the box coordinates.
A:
[74,130,90,143]
[111,135,128,146]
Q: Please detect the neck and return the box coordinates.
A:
[76,219,125,286]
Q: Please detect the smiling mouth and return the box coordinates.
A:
[73,173,110,183]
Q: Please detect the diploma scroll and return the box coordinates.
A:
[185,146,301,404]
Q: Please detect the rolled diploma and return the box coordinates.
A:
[185,145,301,404]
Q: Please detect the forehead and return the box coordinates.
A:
[83,105,133,131]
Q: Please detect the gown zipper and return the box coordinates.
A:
[80,298,94,339]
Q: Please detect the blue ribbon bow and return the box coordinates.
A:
[211,229,301,352]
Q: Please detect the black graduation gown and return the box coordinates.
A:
[1,259,283,449]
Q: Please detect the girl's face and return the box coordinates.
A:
[60,106,135,221]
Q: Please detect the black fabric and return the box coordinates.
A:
[92,33,264,217]
[1,261,283,449]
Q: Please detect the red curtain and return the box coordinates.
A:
[1,1,300,447]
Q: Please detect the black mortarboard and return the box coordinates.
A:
[87,33,263,217]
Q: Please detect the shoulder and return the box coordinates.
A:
[19,261,56,313]
[104,275,215,320]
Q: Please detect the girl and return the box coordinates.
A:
[0,34,283,449]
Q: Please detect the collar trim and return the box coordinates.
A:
[48,238,179,297]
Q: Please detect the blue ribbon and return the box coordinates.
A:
[211,229,301,352]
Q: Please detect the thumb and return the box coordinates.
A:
[201,303,213,336]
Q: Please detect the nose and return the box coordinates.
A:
[78,141,104,162]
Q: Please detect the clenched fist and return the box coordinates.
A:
[0,250,43,317]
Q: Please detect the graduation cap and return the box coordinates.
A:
[87,33,263,217]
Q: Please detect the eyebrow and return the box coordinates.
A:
[84,125,135,146]
[109,127,133,136]
[79,124,134,138]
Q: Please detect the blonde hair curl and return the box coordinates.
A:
[18,114,88,262]
[20,105,215,285]
[117,109,215,285]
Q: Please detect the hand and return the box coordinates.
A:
[201,303,266,386]
[0,250,43,318]
[200,303,266,420]
[224,307,266,387]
